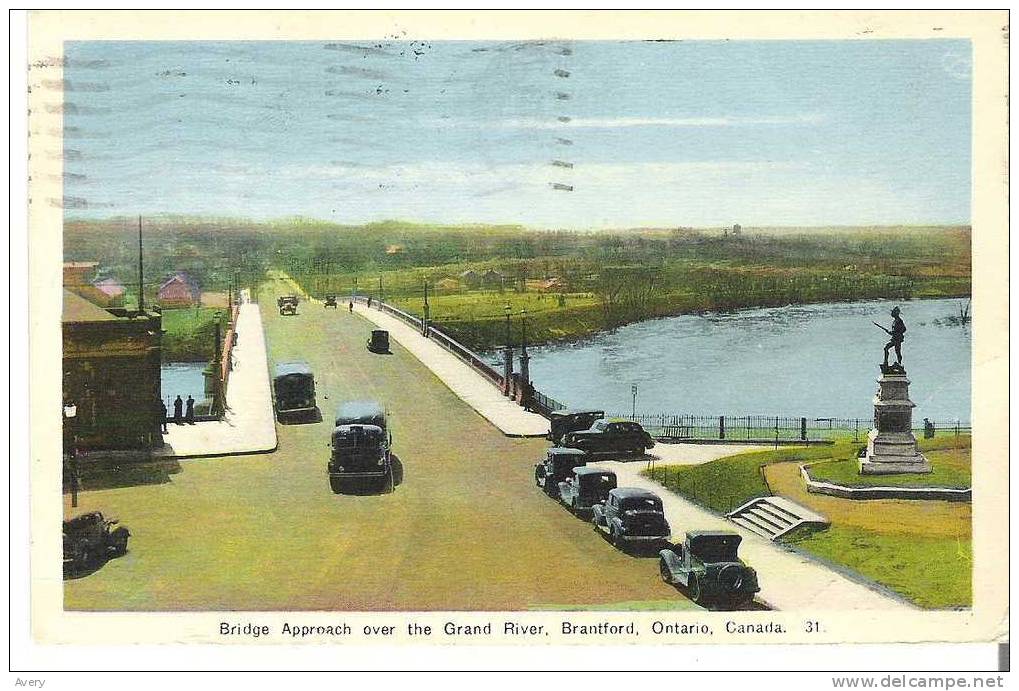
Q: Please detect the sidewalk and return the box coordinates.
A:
[154,291,277,458]
[352,303,550,438]
[597,445,913,611]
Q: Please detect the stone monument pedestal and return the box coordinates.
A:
[859,364,931,475]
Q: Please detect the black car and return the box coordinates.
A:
[659,531,760,609]
[273,361,317,421]
[592,487,671,552]
[557,466,617,515]
[324,295,338,308]
[534,447,587,497]
[548,409,604,445]
[564,419,655,456]
[63,512,130,573]
[329,400,394,493]
[367,329,390,354]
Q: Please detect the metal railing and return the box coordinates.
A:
[611,412,971,442]
[356,296,505,389]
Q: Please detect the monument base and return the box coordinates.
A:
[859,453,932,475]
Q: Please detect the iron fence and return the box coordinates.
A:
[611,412,971,442]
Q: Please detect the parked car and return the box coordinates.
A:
[324,295,338,308]
[329,400,393,493]
[548,409,604,445]
[659,531,760,609]
[273,361,317,421]
[592,487,671,552]
[63,512,130,572]
[367,329,390,353]
[557,466,617,514]
[534,447,587,497]
[564,419,655,456]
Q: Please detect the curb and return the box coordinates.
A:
[800,464,971,501]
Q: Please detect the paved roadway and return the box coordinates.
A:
[64,278,695,611]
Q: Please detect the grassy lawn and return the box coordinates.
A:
[642,436,972,609]
[161,307,227,362]
[785,526,971,609]
[807,447,971,489]
[643,443,861,514]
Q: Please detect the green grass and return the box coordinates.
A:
[807,447,971,489]
[786,526,971,609]
[643,443,861,514]
[161,307,227,361]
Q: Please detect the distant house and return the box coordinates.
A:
[537,277,565,292]
[91,277,126,307]
[159,272,201,308]
[732,223,742,236]
[63,261,99,288]
[459,270,480,287]
[481,269,504,287]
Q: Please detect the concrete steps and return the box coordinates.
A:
[726,496,829,541]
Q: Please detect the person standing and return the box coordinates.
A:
[159,398,168,434]
[173,395,184,425]
[185,395,195,424]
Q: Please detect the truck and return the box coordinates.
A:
[273,361,317,422]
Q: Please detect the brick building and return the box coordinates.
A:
[158,272,201,308]
[62,289,163,450]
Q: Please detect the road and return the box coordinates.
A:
[64,278,695,611]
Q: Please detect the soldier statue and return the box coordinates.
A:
[873,306,907,368]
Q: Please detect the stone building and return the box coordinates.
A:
[62,289,163,450]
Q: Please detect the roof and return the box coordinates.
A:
[63,261,99,269]
[574,466,615,476]
[551,409,604,417]
[548,447,587,456]
[62,289,118,323]
[159,272,200,293]
[274,361,313,377]
[93,277,126,296]
[610,487,660,500]
[687,530,741,539]
[336,400,385,420]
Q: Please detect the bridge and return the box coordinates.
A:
[63,277,910,612]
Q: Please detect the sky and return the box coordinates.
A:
[61,39,972,228]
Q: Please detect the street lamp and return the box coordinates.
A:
[504,304,512,347]
[520,308,528,354]
[631,383,638,421]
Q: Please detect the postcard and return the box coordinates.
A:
[23,9,1008,660]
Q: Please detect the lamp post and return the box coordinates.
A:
[63,402,79,507]
[502,304,513,397]
[423,282,430,336]
[379,276,384,305]
[631,383,638,421]
[518,309,530,409]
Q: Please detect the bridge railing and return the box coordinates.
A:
[355,296,506,390]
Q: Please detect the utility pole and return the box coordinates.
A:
[137,215,144,311]
[379,275,383,304]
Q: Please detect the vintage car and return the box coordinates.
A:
[557,466,617,514]
[592,487,671,552]
[534,447,587,497]
[329,400,393,493]
[273,361,317,421]
[367,329,390,354]
[278,295,299,316]
[659,531,760,609]
[547,408,604,445]
[324,294,338,308]
[63,511,130,571]
[563,419,655,456]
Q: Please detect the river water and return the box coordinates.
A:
[525,298,971,422]
[161,362,209,407]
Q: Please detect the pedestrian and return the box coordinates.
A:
[159,398,168,434]
[173,395,184,425]
[185,395,195,424]
[348,300,354,313]
[923,418,935,439]
[367,296,373,309]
